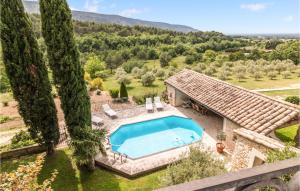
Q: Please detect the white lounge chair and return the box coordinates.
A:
[92,115,103,126]
[154,96,164,110]
[102,104,117,118]
[146,98,154,112]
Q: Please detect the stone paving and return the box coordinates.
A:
[94,104,225,177]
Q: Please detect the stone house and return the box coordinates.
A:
[165,69,300,164]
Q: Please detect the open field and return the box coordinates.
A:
[0,149,164,191]
[228,74,300,90]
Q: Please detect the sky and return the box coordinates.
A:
[66,0,300,34]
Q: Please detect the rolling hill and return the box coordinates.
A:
[23,0,198,33]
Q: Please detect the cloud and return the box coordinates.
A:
[84,0,100,12]
[119,8,143,17]
[240,3,268,11]
[283,16,294,22]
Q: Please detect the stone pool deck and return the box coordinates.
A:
[93,104,225,177]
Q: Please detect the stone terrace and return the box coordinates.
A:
[93,104,225,177]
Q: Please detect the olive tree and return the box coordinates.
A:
[141,72,156,86]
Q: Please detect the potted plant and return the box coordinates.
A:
[216,131,226,154]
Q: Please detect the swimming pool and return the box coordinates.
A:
[110,115,204,159]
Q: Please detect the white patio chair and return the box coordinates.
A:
[145,97,154,112]
[92,115,104,126]
[102,104,117,118]
[154,96,164,110]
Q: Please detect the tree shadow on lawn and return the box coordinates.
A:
[39,150,122,191]
[79,166,121,191]
[126,86,134,91]
[38,150,80,191]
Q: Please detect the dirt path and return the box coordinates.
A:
[253,87,300,92]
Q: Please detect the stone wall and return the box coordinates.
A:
[230,128,286,171]
[0,144,46,160]
[223,118,242,153]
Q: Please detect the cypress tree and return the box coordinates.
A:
[119,82,128,99]
[0,0,59,154]
[39,0,104,169]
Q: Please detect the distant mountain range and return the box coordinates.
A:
[23,0,198,33]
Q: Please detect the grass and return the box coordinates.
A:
[0,149,165,191]
[228,73,300,90]
[261,89,300,97]
[0,115,11,124]
[275,124,299,143]
[103,77,165,97]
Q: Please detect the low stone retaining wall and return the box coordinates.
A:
[0,144,47,160]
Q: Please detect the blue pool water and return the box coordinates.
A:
[110,116,203,159]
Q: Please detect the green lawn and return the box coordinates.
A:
[261,89,300,98]
[103,77,165,97]
[228,74,300,90]
[275,124,299,143]
[0,149,165,191]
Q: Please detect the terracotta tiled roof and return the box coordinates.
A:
[165,69,300,135]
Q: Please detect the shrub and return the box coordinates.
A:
[185,55,195,65]
[274,61,287,74]
[217,68,230,80]
[155,70,165,80]
[123,60,143,73]
[84,72,91,82]
[203,67,215,76]
[84,56,105,78]
[169,66,176,72]
[253,71,263,81]
[132,92,158,105]
[194,62,207,73]
[147,49,159,60]
[152,68,158,74]
[90,78,104,90]
[132,67,143,79]
[160,52,172,67]
[266,145,298,182]
[141,72,156,86]
[263,65,275,75]
[161,145,226,186]
[137,49,147,60]
[0,154,58,190]
[117,75,131,85]
[170,62,178,68]
[115,67,127,78]
[109,89,119,99]
[115,67,131,85]
[267,71,277,80]
[0,115,10,124]
[285,96,300,105]
[95,70,110,79]
[282,71,291,79]
[10,130,36,149]
[119,82,128,99]
[217,131,226,142]
[166,71,174,77]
